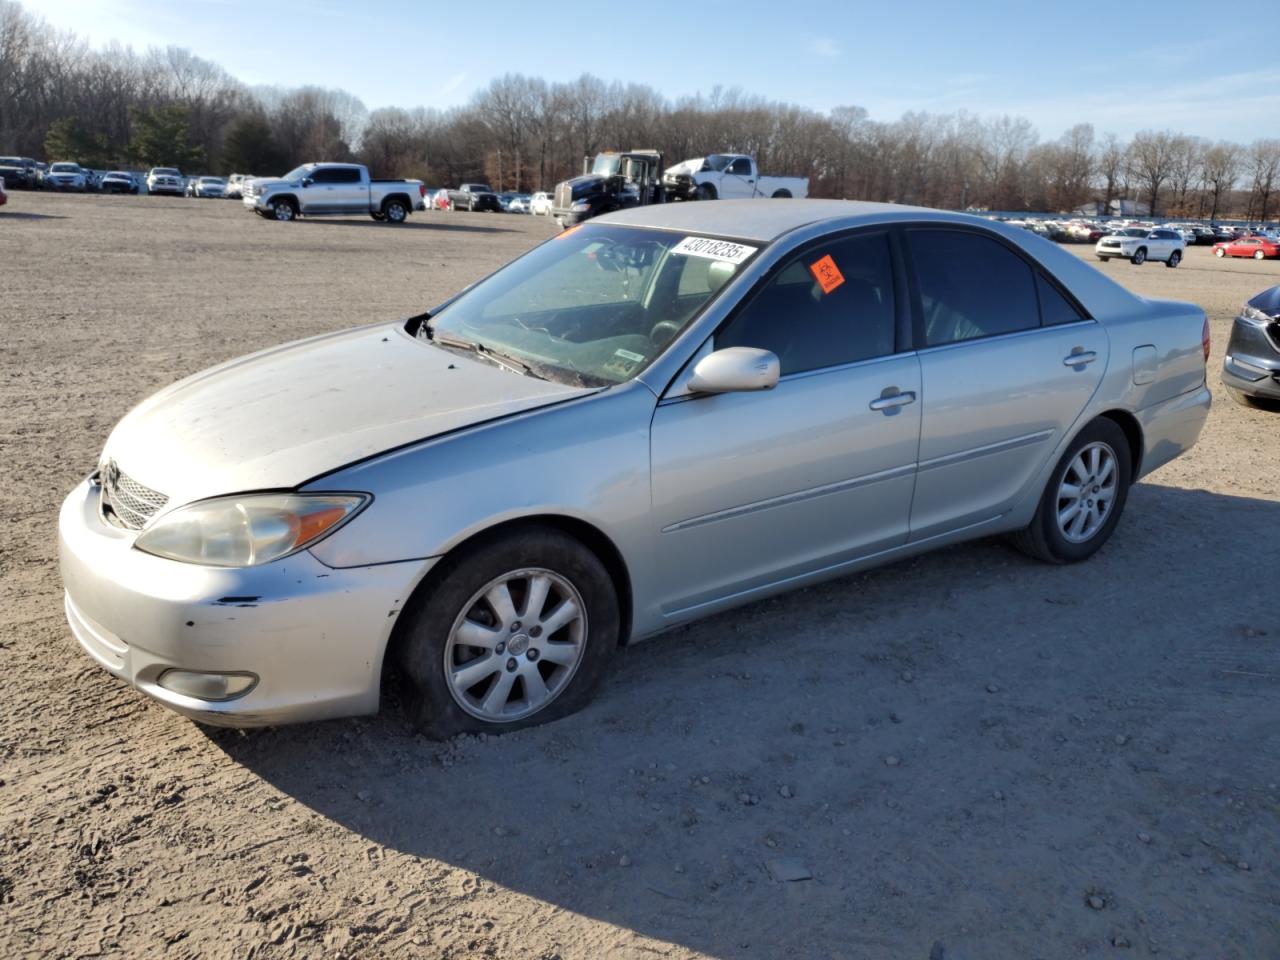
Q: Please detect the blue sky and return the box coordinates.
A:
[33,0,1280,141]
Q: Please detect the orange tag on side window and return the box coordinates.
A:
[809,254,844,294]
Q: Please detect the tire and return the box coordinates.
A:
[370,212,387,221]
[1255,250,1265,260]
[1010,418,1132,564]
[270,198,295,221]
[383,198,408,223]
[1097,256,1110,262]
[467,198,475,212]
[695,183,717,201]
[771,189,792,199]
[1165,250,1181,268]
[1130,248,1146,265]
[397,525,619,739]
[1215,248,1226,257]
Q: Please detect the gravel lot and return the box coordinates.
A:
[2,193,1278,960]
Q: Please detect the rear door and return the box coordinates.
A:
[904,227,1107,541]
[330,167,367,213]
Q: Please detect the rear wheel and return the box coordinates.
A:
[397,526,619,739]
[1010,418,1132,564]
[383,198,408,223]
[1255,250,1266,260]
[1097,256,1110,262]
[771,189,792,199]
[1165,249,1182,268]
[370,211,387,221]
[1130,248,1147,265]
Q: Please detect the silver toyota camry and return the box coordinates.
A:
[59,201,1213,736]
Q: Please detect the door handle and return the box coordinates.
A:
[869,390,916,411]
[1063,350,1097,367]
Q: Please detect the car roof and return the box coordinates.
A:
[599,198,953,243]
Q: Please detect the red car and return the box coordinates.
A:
[1213,236,1280,260]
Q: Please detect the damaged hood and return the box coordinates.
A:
[102,323,594,509]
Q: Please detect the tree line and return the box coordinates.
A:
[2,1,1277,220]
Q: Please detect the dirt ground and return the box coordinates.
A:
[2,193,1278,960]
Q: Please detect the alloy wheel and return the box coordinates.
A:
[443,568,587,723]
[1056,442,1118,544]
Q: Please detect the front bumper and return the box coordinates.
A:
[58,480,432,727]
[553,207,593,227]
[1095,243,1135,257]
[1221,312,1280,399]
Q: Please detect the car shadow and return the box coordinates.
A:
[0,211,66,221]
[294,217,521,235]
[207,483,1280,958]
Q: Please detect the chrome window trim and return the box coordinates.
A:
[913,317,1097,357]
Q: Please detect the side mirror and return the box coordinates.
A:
[687,347,780,394]
[302,177,313,187]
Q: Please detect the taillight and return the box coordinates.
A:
[1202,317,1211,363]
[419,184,427,197]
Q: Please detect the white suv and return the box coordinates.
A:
[529,191,554,216]
[1095,227,1185,267]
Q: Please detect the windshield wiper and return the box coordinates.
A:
[421,326,547,381]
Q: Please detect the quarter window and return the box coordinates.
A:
[1036,273,1086,326]
[717,232,897,374]
[907,229,1039,346]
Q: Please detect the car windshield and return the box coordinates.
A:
[424,224,759,387]
[590,155,622,176]
[201,177,224,184]
[51,163,79,172]
[153,168,179,176]
[703,155,733,172]
[1119,228,1147,237]
[107,172,129,178]
[0,157,21,165]
[281,165,313,181]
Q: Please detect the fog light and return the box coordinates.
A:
[157,670,257,701]
[1224,355,1270,381]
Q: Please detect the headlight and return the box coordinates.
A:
[134,492,369,567]
[1242,304,1275,323]
[570,200,591,212]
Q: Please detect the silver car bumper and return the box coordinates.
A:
[58,480,431,727]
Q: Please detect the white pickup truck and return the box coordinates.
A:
[243,162,426,223]
[662,154,809,201]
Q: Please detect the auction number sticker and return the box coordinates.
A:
[808,254,845,294]
[671,236,758,264]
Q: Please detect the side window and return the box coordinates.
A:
[907,229,1039,346]
[717,232,897,375]
[727,157,752,176]
[310,168,337,184]
[1037,273,1086,326]
[334,168,361,184]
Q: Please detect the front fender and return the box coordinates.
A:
[303,382,658,575]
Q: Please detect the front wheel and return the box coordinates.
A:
[1165,250,1182,268]
[1097,256,1110,262]
[1010,418,1132,564]
[1130,248,1146,265]
[397,526,619,739]
[271,199,295,221]
[1215,247,1226,257]
[695,183,717,201]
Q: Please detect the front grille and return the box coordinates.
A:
[101,462,168,530]
[555,183,572,209]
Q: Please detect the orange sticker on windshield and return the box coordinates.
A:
[809,254,844,294]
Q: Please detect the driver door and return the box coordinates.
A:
[719,157,756,199]
[649,230,921,617]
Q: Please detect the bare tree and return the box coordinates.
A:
[1200,142,1239,221]
[1245,139,1280,223]
[1127,130,1178,216]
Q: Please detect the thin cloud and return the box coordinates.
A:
[436,72,468,99]
[809,37,841,58]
